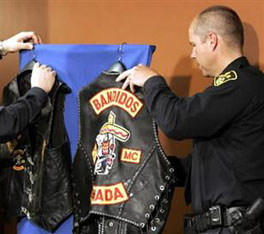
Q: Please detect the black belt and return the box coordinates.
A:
[184,206,246,233]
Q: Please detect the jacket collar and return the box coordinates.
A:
[221,56,249,75]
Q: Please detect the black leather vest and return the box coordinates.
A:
[72,71,176,233]
[0,61,73,232]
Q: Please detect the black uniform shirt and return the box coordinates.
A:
[143,56,264,213]
[0,87,48,143]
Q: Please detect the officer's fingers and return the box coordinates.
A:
[46,66,52,72]
[40,64,47,70]
[33,62,40,69]
[17,42,33,50]
[121,77,130,90]
[49,71,57,83]
[116,69,132,82]
[51,71,57,77]
[19,31,38,43]
[31,33,41,44]
[36,35,42,44]
[129,82,135,93]
[28,32,42,44]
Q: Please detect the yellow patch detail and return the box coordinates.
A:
[120,148,142,164]
[90,182,129,205]
[12,149,26,171]
[13,165,24,171]
[91,144,97,164]
[89,88,143,117]
[100,112,130,142]
[214,70,238,86]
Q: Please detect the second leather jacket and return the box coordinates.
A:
[0,61,73,232]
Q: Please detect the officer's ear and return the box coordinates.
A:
[208,31,218,51]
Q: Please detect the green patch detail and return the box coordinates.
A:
[214,70,238,86]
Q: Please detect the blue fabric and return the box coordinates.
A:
[17,44,155,234]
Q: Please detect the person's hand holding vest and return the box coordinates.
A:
[0,31,42,56]
[31,62,56,93]
[116,64,159,92]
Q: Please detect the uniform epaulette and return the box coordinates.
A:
[214,70,238,86]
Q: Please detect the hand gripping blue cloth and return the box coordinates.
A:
[17,44,155,234]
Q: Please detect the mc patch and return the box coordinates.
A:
[120,148,142,164]
[214,70,237,86]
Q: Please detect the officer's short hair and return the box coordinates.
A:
[194,5,244,49]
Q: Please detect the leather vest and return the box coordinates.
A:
[72,71,176,233]
[0,61,73,232]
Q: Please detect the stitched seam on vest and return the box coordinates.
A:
[123,222,127,234]
[101,216,105,234]
[78,142,94,181]
[152,119,171,165]
[102,71,121,76]
[98,220,101,234]
[77,88,82,142]
[90,211,140,227]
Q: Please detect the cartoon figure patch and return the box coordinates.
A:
[92,111,130,175]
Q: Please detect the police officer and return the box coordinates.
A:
[116,5,264,234]
[0,31,56,143]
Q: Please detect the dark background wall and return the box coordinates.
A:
[0,1,263,233]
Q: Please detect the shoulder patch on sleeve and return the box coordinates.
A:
[214,70,238,87]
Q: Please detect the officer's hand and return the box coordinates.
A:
[31,63,56,93]
[116,64,159,92]
[2,31,42,55]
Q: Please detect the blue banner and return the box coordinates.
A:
[18,44,155,234]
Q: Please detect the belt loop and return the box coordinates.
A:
[184,214,198,234]
[209,205,222,226]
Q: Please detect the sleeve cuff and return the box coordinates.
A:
[26,87,48,108]
[143,75,168,92]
